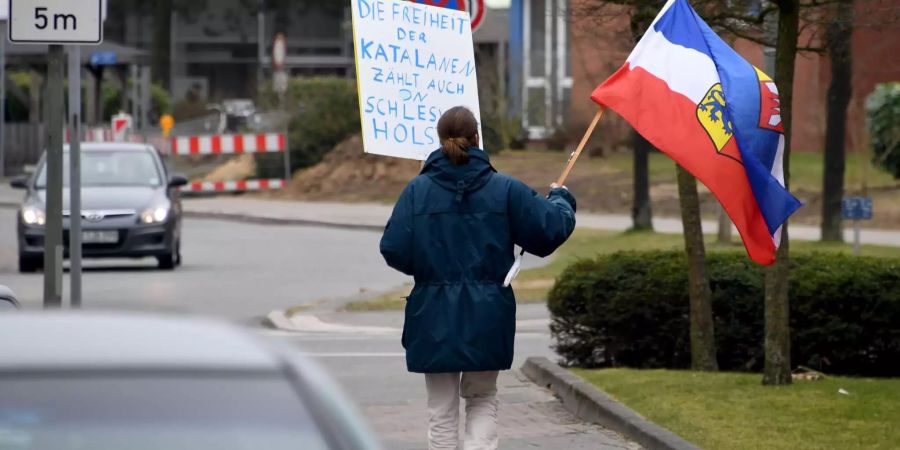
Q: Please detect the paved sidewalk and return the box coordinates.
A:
[181,195,900,246]
[370,369,641,450]
[266,306,642,450]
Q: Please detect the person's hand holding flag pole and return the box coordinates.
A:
[504,108,604,287]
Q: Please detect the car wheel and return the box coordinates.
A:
[157,235,178,270]
[157,253,175,270]
[19,254,42,273]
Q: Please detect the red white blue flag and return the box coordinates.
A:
[592,0,802,265]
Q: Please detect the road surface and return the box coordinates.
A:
[0,208,638,449]
[0,208,408,317]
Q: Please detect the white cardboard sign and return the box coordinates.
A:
[351,0,481,161]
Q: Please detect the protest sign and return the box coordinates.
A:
[351,0,482,161]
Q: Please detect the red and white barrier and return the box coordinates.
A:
[179,178,287,193]
[170,133,286,155]
[65,128,111,142]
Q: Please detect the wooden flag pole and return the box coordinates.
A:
[555,107,605,186]
[503,107,606,288]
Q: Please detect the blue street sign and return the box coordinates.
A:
[90,51,117,66]
[841,197,873,220]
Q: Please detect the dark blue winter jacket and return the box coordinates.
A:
[380,147,576,373]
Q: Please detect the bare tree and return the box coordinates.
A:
[629,1,665,231]
[762,0,801,386]
[677,165,719,371]
[821,0,853,241]
[820,0,899,240]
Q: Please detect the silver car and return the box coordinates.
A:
[10,143,188,272]
[0,313,381,450]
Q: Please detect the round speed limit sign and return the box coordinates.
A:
[414,0,486,32]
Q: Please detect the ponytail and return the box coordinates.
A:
[437,106,479,166]
[441,137,471,165]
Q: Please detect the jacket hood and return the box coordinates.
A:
[421,148,496,201]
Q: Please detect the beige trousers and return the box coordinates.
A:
[424,371,500,450]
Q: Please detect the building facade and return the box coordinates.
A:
[118,1,508,105]
[508,0,572,138]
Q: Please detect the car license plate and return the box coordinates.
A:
[81,230,119,244]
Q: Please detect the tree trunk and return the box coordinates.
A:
[628,3,661,232]
[717,205,732,244]
[763,0,800,386]
[676,165,718,371]
[821,0,854,242]
[152,0,173,88]
[633,130,654,230]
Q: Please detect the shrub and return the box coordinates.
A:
[260,77,361,171]
[548,251,900,377]
[102,82,170,123]
[866,82,900,178]
[545,127,570,152]
[479,113,504,155]
[479,112,525,153]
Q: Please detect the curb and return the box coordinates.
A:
[265,310,401,335]
[184,210,385,232]
[521,357,700,450]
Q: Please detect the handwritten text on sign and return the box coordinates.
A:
[351,0,481,160]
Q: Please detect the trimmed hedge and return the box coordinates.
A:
[548,251,900,377]
[260,77,361,171]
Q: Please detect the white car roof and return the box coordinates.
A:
[0,313,283,371]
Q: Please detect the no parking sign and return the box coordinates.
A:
[411,0,486,31]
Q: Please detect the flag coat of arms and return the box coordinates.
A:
[592,0,802,265]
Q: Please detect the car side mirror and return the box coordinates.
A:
[0,285,20,310]
[10,175,29,190]
[168,174,189,188]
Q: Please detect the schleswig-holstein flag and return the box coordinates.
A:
[592,0,802,265]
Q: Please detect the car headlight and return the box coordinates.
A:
[22,206,46,226]
[140,206,169,224]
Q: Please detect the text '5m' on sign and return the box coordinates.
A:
[8,0,103,45]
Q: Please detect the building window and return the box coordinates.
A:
[529,0,546,78]
[527,87,547,128]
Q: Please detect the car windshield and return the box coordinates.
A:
[0,375,331,450]
[35,150,162,188]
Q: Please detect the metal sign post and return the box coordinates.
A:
[0,21,5,178]
[0,7,6,177]
[10,0,103,308]
[842,196,873,256]
[68,46,82,308]
[44,45,64,308]
[272,33,290,180]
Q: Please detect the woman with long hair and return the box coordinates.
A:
[380,106,577,450]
